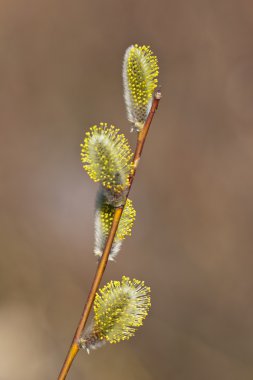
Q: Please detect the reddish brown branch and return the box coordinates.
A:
[57,92,161,380]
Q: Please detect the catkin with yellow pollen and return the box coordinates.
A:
[123,44,159,131]
[80,276,151,352]
[80,123,134,194]
[94,189,136,260]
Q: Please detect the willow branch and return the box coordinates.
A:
[57,91,161,380]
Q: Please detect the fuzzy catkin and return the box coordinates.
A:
[80,122,133,194]
[123,44,159,131]
[80,276,151,352]
[94,189,136,260]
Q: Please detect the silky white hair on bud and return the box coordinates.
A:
[79,323,106,354]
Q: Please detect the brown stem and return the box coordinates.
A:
[57,92,161,380]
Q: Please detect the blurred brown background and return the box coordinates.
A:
[1,0,253,379]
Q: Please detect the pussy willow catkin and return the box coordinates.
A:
[94,189,136,260]
[80,123,134,194]
[123,44,159,131]
[80,276,151,352]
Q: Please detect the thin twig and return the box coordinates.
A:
[57,92,161,380]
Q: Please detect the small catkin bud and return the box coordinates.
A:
[123,44,159,131]
[80,276,151,352]
[80,123,134,194]
[94,189,136,260]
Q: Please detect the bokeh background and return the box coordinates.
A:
[1,0,253,379]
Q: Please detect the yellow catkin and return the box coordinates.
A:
[123,44,159,130]
[80,123,133,193]
[93,276,151,344]
[100,199,136,241]
[94,191,137,260]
